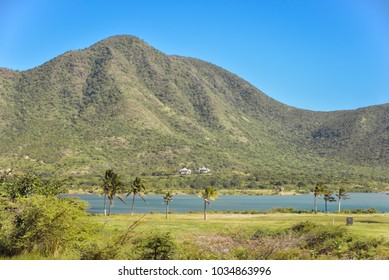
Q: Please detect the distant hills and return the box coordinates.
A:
[0,35,388,186]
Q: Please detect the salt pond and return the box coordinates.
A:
[62,192,389,214]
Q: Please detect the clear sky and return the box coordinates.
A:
[0,0,388,111]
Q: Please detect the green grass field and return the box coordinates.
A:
[87,212,389,260]
[93,212,389,238]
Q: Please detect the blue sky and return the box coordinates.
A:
[0,0,388,111]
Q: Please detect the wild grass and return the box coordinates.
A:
[90,212,389,260]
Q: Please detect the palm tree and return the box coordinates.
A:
[100,169,126,216]
[163,192,173,219]
[313,184,325,213]
[323,186,336,212]
[126,177,146,215]
[198,186,218,220]
[336,187,349,212]
[100,170,112,216]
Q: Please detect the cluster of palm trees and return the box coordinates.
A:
[162,187,218,220]
[100,170,218,220]
[100,169,147,216]
[100,169,125,216]
[313,184,349,213]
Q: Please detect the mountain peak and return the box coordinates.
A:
[90,35,156,52]
[95,34,143,45]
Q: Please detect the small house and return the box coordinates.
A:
[198,167,210,174]
[179,168,192,175]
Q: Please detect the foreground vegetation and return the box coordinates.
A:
[1,169,388,260]
[1,209,389,260]
[97,212,389,260]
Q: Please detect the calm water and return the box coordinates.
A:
[62,193,389,214]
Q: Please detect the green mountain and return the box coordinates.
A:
[0,35,388,186]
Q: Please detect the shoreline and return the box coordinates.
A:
[65,189,388,196]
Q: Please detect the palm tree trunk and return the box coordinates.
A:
[338,199,341,212]
[131,194,135,215]
[165,202,169,219]
[103,194,107,216]
[314,194,317,213]
[204,200,207,220]
[108,199,113,216]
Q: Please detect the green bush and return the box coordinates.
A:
[340,208,378,214]
[235,221,389,260]
[136,232,176,260]
[0,196,99,258]
[290,221,318,233]
[347,237,384,259]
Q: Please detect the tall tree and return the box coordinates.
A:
[198,186,218,220]
[323,186,336,212]
[126,177,146,215]
[163,192,173,219]
[313,184,325,213]
[336,187,349,212]
[100,169,125,216]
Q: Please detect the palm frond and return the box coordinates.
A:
[139,193,147,204]
[115,194,126,205]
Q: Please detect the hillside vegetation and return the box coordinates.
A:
[0,35,388,189]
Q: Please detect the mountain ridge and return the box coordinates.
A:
[0,35,388,186]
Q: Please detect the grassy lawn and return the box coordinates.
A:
[92,212,389,241]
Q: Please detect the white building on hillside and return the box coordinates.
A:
[178,168,191,175]
[198,167,211,174]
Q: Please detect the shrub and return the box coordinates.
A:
[290,221,318,233]
[137,232,176,260]
[340,208,378,214]
[251,228,287,239]
[347,238,384,259]
[0,196,99,258]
